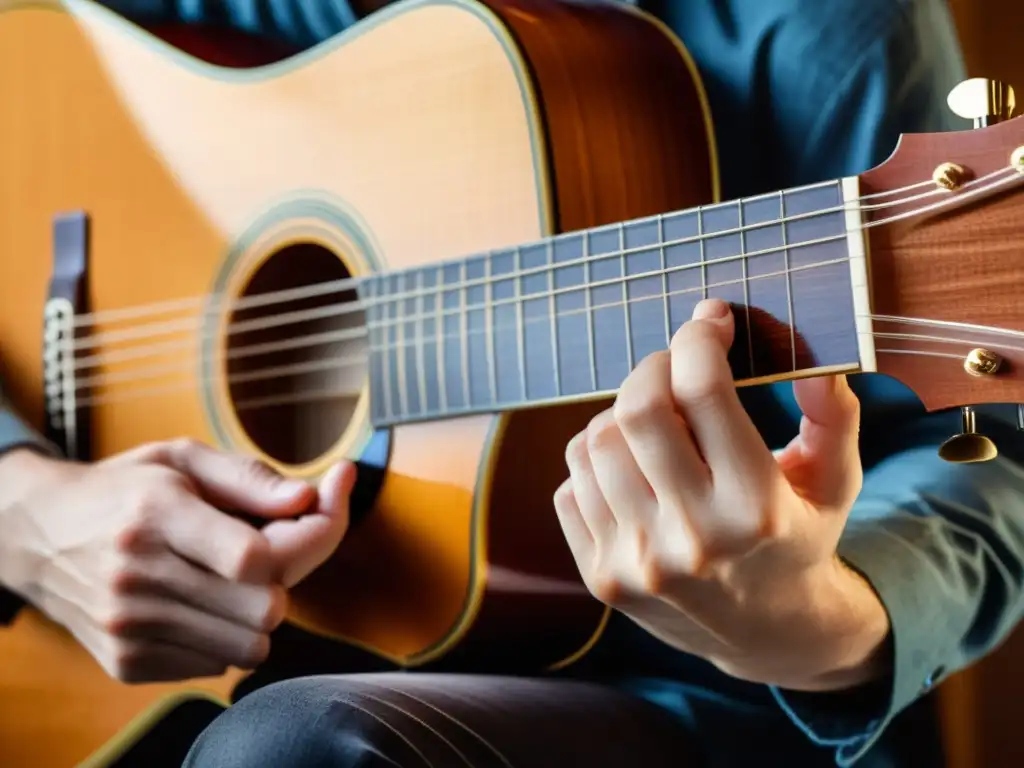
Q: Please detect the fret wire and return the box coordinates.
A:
[435,266,448,413]
[375,280,393,421]
[698,206,707,300]
[459,261,470,407]
[619,222,634,370]
[367,253,857,412]
[395,273,409,417]
[780,191,797,372]
[364,225,855,333]
[414,269,428,413]
[738,202,754,377]
[515,247,528,401]
[368,256,848,360]
[584,234,597,391]
[546,241,561,398]
[484,253,497,406]
[658,215,670,348]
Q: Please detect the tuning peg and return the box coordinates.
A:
[948,78,1017,127]
[939,406,998,463]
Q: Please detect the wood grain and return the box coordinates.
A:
[859,115,1024,411]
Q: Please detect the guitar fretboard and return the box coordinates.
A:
[362,179,863,426]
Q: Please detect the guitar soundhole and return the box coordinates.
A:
[225,242,367,466]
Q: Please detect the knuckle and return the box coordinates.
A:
[258,586,289,632]
[114,441,166,466]
[587,573,624,607]
[552,478,575,511]
[115,505,162,554]
[672,367,730,409]
[98,601,142,639]
[108,560,149,597]
[109,643,149,683]
[613,388,675,434]
[641,558,668,596]
[228,533,273,583]
[585,409,619,451]
[564,430,588,469]
[166,437,205,461]
[239,634,271,669]
[239,456,281,486]
[670,317,716,350]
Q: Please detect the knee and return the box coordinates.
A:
[183,677,398,768]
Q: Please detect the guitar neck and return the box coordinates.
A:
[363,177,871,427]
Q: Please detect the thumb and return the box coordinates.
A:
[263,460,356,588]
[160,440,315,518]
[775,375,863,510]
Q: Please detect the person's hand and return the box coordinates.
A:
[0,439,354,683]
[553,298,890,692]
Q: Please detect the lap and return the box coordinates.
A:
[183,673,701,768]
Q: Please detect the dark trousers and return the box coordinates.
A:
[181,673,701,768]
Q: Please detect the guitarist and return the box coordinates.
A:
[2,1,1021,766]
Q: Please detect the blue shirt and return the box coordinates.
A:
[7,1,1024,767]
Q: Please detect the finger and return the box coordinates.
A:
[155,439,316,519]
[97,596,270,671]
[776,375,863,509]
[158,489,276,584]
[118,552,287,633]
[95,633,229,684]
[108,642,229,683]
[670,299,775,483]
[585,409,657,525]
[564,431,616,545]
[553,478,596,574]
[614,350,710,508]
[263,461,355,588]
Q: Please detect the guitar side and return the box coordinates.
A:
[0,0,717,764]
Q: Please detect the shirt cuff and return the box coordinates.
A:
[0,407,61,460]
[770,522,949,766]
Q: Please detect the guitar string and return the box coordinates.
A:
[225,342,1010,414]
[62,305,1024,410]
[57,164,1021,374]
[62,169,1003,351]
[66,174,943,331]
[51,163,1024,402]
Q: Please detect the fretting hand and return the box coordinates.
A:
[0,439,354,683]
[554,298,890,691]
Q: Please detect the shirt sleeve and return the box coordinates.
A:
[98,0,361,48]
[762,3,1024,766]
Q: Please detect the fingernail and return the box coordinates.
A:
[692,298,730,321]
[273,477,311,498]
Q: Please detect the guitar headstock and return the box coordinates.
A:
[857,79,1024,460]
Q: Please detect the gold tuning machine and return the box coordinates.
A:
[948,78,1017,127]
[939,406,998,464]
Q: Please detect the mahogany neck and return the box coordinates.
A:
[363,178,865,426]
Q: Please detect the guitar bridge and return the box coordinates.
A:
[42,211,91,460]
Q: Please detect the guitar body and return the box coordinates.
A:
[0,0,716,764]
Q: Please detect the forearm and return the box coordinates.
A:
[0,400,64,620]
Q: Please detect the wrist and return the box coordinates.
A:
[793,556,892,692]
[0,448,70,595]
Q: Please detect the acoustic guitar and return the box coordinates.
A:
[2,0,1024,764]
